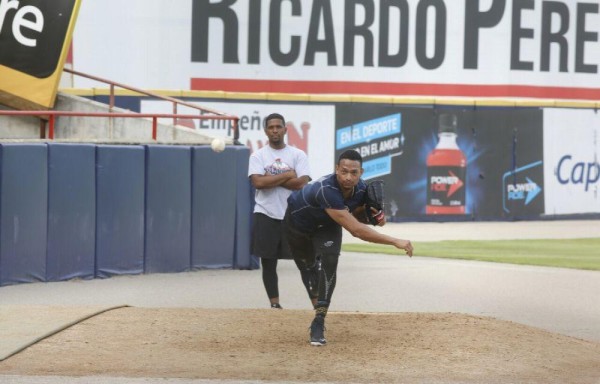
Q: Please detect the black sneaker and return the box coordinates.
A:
[271,303,283,309]
[309,316,326,346]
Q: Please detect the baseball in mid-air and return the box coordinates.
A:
[210,138,226,153]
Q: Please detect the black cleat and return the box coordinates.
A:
[309,316,327,346]
[270,303,283,309]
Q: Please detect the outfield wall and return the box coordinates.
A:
[68,91,600,221]
[0,143,253,287]
[64,0,600,220]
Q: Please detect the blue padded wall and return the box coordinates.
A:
[0,143,255,287]
[191,147,237,269]
[0,144,48,286]
[96,146,145,278]
[145,146,192,273]
[46,144,96,281]
[234,146,253,269]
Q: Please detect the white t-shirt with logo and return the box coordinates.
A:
[248,145,311,220]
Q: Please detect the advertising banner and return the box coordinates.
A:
[543,108,600,214]
[0,0,81,109]
[142,100,336,178]
[88,92,600,219]
[335,105,544,220]
[73,0,600,100]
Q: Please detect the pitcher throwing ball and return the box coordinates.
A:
[283,149,413,346]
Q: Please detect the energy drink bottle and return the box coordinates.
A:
[426,113,466,215]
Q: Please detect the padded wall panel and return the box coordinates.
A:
[145,146,191,273]
[96,146,145,278]
[233,146,254,269]
[0,144,48,286]
[46,144,96,281]
[191,147,236,269]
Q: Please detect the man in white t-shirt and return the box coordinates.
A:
[248,113,311,309]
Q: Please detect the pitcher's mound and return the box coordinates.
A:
[0,307,599,383]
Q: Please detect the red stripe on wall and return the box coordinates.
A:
[190,78,600,100]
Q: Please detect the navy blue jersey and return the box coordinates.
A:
[287,173,367,233]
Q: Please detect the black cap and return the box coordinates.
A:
[438,113,457,133]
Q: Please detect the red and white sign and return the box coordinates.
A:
[73,0,600,100]
[142,100,336,178]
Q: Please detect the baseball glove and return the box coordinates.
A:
[365,180,385,225]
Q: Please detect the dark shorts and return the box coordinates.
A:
[251,213,292,259]
[283,209,342,267]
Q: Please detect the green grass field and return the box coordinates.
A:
[341,238,600,271]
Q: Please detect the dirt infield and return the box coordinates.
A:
[0,307,599,383]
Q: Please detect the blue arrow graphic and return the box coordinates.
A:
[525,177,541,205]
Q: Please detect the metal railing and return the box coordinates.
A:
[0,110,237,140]
[0,68,240,141]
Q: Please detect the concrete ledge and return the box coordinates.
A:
[1,93,227,145]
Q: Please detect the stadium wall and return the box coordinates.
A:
[0,143,253,287]
[67,90,600,221]
[62,0,600,221]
